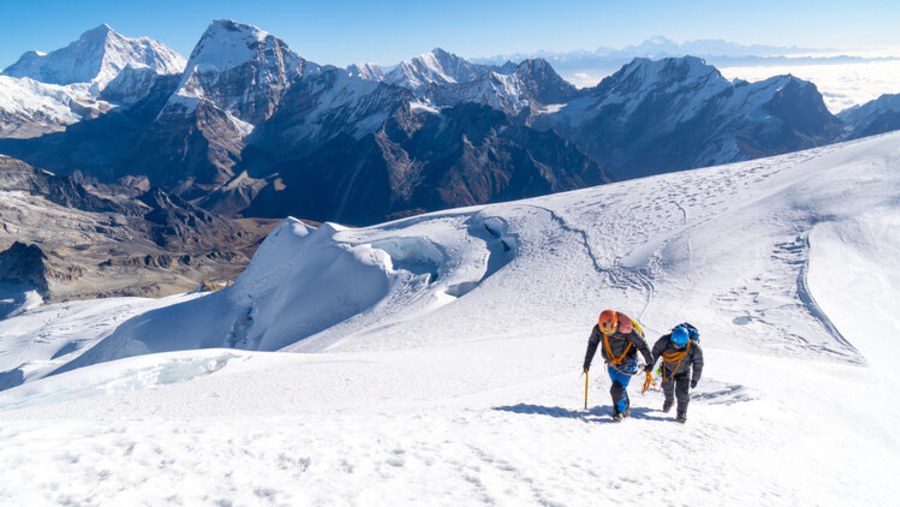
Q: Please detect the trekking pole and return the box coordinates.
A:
[584,369,589,410]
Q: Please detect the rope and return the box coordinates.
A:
[641,369,657,394]
[661,341,691,383]
[603,334,632,366]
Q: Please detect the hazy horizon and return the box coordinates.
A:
[2,0,899,70]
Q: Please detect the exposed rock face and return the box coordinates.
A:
[0,155,271,301]
[127,99,250,189]
[252,66,414,161]
[0,242,54,297]
[512,58,581,106]
[245,103,609,225]
[0,74,180,177]
[839,93,900,139]
[112,20,310,193]
[536,57,844,178]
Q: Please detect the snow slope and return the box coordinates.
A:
[0,76,112,137]
[1,132,900,505]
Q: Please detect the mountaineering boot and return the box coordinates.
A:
[662,399,673,413]
[676,412,687,424]
[613,411,625,422]
[623,408,631,419]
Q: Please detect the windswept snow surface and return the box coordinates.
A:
[2,133,900,505]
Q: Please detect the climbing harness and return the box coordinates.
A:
[661,340,692,383]
[603,334,632,366]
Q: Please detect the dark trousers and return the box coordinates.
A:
[662,370,691,415]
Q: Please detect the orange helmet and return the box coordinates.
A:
[598,309,618,334]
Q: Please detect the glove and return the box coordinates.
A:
[583,366,590,374]
[690,379,698,389]
[644,364,654,373]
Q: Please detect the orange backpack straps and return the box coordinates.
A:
[661,340,691,382]
[604,334,633,366]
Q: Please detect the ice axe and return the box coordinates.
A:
[583,368,589,410]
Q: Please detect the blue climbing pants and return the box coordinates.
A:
[608,359,637,414]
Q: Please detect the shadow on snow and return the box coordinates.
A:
[492,403,673,423]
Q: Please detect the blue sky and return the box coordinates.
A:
[1,0,898,68]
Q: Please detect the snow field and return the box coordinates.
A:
[1,341,896,505]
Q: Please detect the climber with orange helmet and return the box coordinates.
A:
[583,309,654,422]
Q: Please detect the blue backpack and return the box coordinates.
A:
[679,322,700,343]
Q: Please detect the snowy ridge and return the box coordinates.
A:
[269,66,402,144]
[435,70,531,115]
[0,76,109,138]
[540,57,841,176]
[384,48,492,92]
[594,57,729,117]
[383,49,577,117]
[838,92,900,137]
[347,62,385,81]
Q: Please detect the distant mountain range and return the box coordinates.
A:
[1,21,899,228]
[473,36,900,87]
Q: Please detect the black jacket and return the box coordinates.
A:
[651,334,704,383]
[583,324,653,371]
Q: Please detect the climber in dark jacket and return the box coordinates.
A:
[583,309,654,421]
[648,323,704,424]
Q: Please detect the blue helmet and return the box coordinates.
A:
[671,325,689,347]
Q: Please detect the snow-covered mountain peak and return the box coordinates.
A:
[186,19,286,71]
[384,48,489,92]
[1,24,185,89]
[347,62,385,81]
[595,56,726,101]
[623,56,720,86]
[81,23,115,39]
[169,20,307,125]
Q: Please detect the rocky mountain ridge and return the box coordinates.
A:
[0,21,896,227]
[0,155,270,305]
